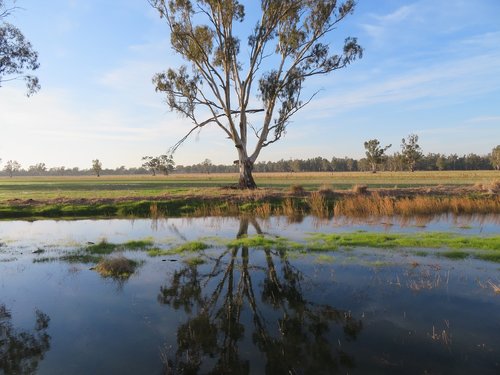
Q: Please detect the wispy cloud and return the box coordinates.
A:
[305,50,500,119]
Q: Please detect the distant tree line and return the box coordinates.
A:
[0,145,498,177]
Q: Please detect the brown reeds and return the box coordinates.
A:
[309,191,329,218]
[334,193,500,217]
[193,201,240,216]
[276,198,299,217]
[254,202,272,218]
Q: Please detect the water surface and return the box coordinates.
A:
[0,216,498,374]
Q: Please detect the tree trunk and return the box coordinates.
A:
[238,157,256,189]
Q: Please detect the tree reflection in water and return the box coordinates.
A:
[0,304,51,375]
[158,217,363,374]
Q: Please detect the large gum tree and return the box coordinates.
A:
[0,0,40,96]
[149,0,362,188]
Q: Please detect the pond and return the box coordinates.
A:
[0,215,499,374]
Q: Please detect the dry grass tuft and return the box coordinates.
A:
[95,256,138,278]
[487,280,500,294]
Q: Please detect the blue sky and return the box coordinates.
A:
[1,0,499,169]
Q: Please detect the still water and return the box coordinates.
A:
[0,216,499,374]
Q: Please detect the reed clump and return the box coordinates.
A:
[334,193,500,217]
[279,198,299,217]
[255,202,272,218]
[309,191,329,218]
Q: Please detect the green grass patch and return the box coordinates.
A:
[85,240,120,255]
[306,232,500,251]
[122,239,154,249]
[183,257,206,266]
[171,241,210,254]
[147,247,169,257]
[85,238,155,254]
[226,235,303,250]
[148,241,210,256]
[476,252,500,263]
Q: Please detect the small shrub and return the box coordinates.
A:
[318,184,334,195]
[352,184,368,194]
[289,184,305,195]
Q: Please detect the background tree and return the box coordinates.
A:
[149,0,362,188]
[490,145,500,170]
[92,159,102,177]
[401,134,423,172]
[3,159,20,177]
[0,0,40,95]
[142,154,175,176]
[28,162,46,175]
[201,158,212,174]
[363,139,391,173]
[435,154,447,171]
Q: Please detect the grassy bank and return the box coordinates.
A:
[0,172,498,219]
[1,192,498,220]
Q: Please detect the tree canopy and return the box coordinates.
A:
[149,0,362,188]
[491,145,500,171]
[92,159,102,177]
[0,0,40,95]
[401,134,423,172]
[363,139,391,173]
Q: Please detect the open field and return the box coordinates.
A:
[0,171,499,202]
[0,171,498,219]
